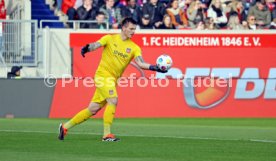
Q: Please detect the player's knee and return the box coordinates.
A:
[107,97,118,106]
[88,108,98,115]
[88,103,101,115]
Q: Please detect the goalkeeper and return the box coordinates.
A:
[58,17,166,142]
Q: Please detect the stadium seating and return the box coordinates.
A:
[31,0,64,28]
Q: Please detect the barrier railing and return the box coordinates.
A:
[40,20,110,30]
[10,3,24,20]
[0,20,38,67]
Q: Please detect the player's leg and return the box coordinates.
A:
[102,97,120,141]
[103,97,117,137]
[58,102,104,140]
[64,102,102,129]
[58,87,107,140]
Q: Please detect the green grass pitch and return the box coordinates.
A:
[0,118,276,161]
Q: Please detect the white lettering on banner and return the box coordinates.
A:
[150,37,161,46]
[221,37,242,46]
[163,37,220,46]
[264,68,276,99]
[234,68,265,99]
[253,37,261,46]
[157,67,276,99]
[142,36,262,47]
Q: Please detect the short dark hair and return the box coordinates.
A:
[229,11,238,17]
[121,17,137,27]
[96,11,105,16]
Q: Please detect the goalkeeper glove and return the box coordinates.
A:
[149,65,167,73]
[81,44,89,57]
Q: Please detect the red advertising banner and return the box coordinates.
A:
[49,32,276,118]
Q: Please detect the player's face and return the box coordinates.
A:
[248,16,256,25]
[106,0,115,7]
[128,0,136,7]
[123,22,136,39]
[172,0,178,9]
[164,16,171,26]
[15,70,20,76]
[84,0,93,6]
[214,0,221,8]
[96,14,105,23]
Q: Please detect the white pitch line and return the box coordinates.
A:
[1,129,276,143]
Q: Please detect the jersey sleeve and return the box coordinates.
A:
[97,35,111,46]
[133,45,142,58]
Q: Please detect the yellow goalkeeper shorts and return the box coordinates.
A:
[91,76,118,107]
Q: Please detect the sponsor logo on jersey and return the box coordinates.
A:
[109,90,114,95]
[126,48,131,53]
[113,50,128,58]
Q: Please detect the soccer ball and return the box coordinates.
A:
[156,54,173,71]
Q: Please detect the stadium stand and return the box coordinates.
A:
[31,0,64,28]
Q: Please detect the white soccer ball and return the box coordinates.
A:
[156,54,173,71]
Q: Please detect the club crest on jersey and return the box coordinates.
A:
[126,48,131,53]
[109,90,114,95]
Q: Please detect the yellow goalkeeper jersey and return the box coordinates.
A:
[95,34,141,79]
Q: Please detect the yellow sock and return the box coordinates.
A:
[64,108,92,129]
[103,104,116,137]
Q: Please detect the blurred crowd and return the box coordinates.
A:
[51,0,276,30]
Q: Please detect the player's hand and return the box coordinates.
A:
[157,68,168,73]
[149,65,168,73]
[81,44,89,57]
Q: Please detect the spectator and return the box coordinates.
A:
[269,8,276,29]
[52,0,63,16]
[269,17,276,29]
[195,21,206,29]
[248,0,271,28]
[167,0,189,29]
[94,0,105,8]
[205,17,218,29]
[207,0,228,28]
[7,66,22,79]
[142,0,166,28]
[246,15,258,29]
[187,0,206,28]
[62,0,83,19]
[227,12,246,29]
[158,14,176,29]
[266,0,276,13]
[90,11,108,29]
[271,6,276,20]
[121,0,141,23]
[138,14,154,29]
[62,0,83,27]
[179,0,193,12]
[221,0,232,13]
[77,0,98,28]
[100,0,122,29]
[244,0,257,13]
[228,0,247,23]
[230,0,247,23]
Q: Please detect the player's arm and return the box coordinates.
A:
[88,42,102,51]
[81,42,102,57]
[135,56,167,73]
